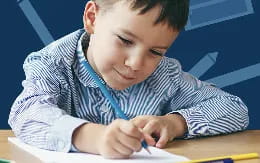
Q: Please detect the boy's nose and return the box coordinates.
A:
[124,53,144,71]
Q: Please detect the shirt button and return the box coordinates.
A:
[100,104,109,113]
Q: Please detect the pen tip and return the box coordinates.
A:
[145,148,152,154]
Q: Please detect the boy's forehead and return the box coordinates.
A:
[114,20,177,49]
[95,0,135,12]
[112,1,139,11]
[96,0,178,45]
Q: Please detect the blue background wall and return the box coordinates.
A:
[1,0,259,129]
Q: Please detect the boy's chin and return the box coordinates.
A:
[107,82,131,91]
[110,85,130,91]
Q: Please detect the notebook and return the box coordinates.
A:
[8,137,190,163]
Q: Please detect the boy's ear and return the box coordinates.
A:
[83,1,98,34]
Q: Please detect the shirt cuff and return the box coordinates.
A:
[48,115,88,152]
[70,144,80,152]
[169,107,210,139]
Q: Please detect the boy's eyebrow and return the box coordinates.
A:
[120,28,169,50]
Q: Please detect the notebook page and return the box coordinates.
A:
[8,137,189,163]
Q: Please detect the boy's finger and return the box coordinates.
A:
[143,133,156,146]
[119,121,143,140]
[131,117,148,128]
[155,129,168,148]
[117,131,142,152]
[113,139,134,156]
[142,120,159,135]
[108,146,130,159]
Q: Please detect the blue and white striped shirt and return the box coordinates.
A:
[8,29,249,152]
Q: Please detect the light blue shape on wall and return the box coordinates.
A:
[186,0,254,30]
[206,63,260,88]
[189,52,218,78]
[18,0,54,45]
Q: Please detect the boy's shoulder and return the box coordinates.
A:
[145,56,182,91]
[24,29,85,66]
[152,56,182,79]
[163,56,182,70]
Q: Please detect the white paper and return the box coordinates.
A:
[8,137,189,163]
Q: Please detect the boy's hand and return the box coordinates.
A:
[72,119,155,159]
[130,114,187,148]
[97,119,141,158]
[97,119,155,159]
[72,115,187,158]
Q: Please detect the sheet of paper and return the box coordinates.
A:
[8,137,189,163]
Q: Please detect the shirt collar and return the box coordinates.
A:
[74,32,101,88]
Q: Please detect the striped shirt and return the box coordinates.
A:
[8,29,249,152]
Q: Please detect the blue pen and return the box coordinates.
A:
[201,158,233,163]
[81,60,151,154]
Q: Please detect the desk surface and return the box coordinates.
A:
[1,130,259,162]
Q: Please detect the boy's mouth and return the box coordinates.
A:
[114,68,136,80]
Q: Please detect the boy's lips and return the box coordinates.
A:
[114,69,136,80]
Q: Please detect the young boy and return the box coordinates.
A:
[9,0,249,159]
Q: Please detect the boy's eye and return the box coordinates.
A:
[117,35,133,45]
[150,49,163,57]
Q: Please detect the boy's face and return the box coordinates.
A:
[84,1,179,90]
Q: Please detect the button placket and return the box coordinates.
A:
[100,103,109,113]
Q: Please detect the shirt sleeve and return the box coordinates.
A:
[168,60,249,138]
[8,52,87,152]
